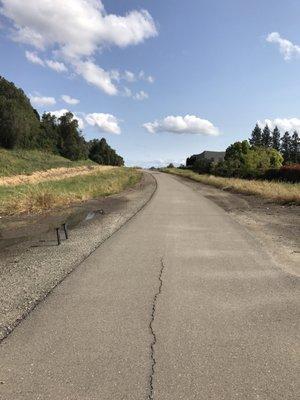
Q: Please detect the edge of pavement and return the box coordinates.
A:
[0,171,158,342]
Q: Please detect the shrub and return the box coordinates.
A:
[265,164,300,183]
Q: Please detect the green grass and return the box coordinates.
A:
[0,148,96,177]
[0,168,142,215]
[163,168,300,204]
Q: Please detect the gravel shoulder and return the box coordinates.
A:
[0,172,157,341]
[169,174,300,277]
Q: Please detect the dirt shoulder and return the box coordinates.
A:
[0,172,157,341]
[169,174,300,277]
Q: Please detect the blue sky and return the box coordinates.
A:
[1,0,300,167]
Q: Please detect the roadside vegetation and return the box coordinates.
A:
[0,167,142,215]
[161,124,300,204]
[0,148,96,177]
[0,76,124,166]
[0,76,140,216]
[163,168,300,204]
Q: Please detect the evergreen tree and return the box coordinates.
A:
[281,132,292,164]
[290,131,300,163]
[249,124,262,147]
[272,126,281,151]
[261,125,272,147]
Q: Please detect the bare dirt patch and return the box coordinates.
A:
[170,174,300,277]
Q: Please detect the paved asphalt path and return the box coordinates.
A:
[0,172,299,400]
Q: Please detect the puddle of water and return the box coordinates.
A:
[0,208,105,251]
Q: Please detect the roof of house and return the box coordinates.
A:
[199,151,225,161]
[188,151,225,163]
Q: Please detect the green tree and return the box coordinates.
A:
[290,131,300,163]
[0,76,40,149]
[38,113,59,152]
[281,132,292,164]
[89,138,124,166]
[249,124,262,147]
[218,140,283,178]
[57,112,88,160]
[261,125,272,147]
[272,126,281,151]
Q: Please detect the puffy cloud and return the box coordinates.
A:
[50,109,84,129]
[73,60,118,95]
[25,51,44,66]
[143,115,219,136]
[258,118,300,132]
[1,0,157,58]
[134,90,149,101]
[85,113,121,134]
[30,95,56,106]
[46,60,67,72]
[61,94,80,105]
[266,32,300,61]
[2,0,157,95]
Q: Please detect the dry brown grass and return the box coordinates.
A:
[163,168,300,204]
[0,165,114,186]
[0,168,142,215]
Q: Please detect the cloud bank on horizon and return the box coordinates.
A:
[1,0,157,96]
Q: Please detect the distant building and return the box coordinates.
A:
[186,151,225,167]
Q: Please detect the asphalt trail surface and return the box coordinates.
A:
[0,172,299,399]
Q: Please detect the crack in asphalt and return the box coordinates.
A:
[148,257,165,400]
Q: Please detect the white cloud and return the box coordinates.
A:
[61,94,80,105]
[25,51,44,66]
[144,115,219,136]
[85,113,121,134]
[134,90,149,101]
[1,0,157,58]
[30,95,56,106]
[123,87,132,97]
[266,32,300,61]
[147,75,154,84]
[73,60,118,95]
[25,51,67,73]
[46,59,67,72]
[2,0,157,95]
[139,70,154,83]
[50,109,84,130]
[124,70,136,82]
[258,118,300,132]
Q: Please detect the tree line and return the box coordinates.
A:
[249,124,299,164]
[0,76,124,166]
[186,124,300,181]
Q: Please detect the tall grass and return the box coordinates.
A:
[0,168,142,215]
[163,168,300,204]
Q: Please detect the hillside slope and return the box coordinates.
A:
[0,149,96,177]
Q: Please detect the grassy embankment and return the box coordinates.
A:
[163,168,300,204]
[0,149,142,215]
[0,148,95,177]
